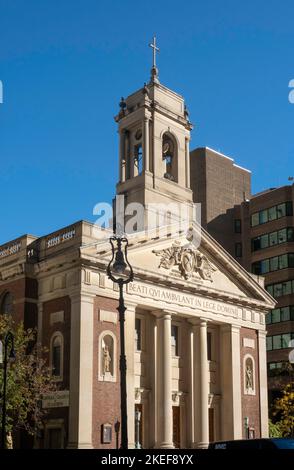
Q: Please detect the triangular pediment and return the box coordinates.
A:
[80,224,275,309]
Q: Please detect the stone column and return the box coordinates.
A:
[198,319,209,448]
[158,313,174,448]
[37,302,43,347]
[144,117,150,172]
[258,329,269,437]
[185,137,190,188]
[188,324,194,447]
[124,131,130,179]
[151,316,158,448]
[191,323,200,447]
[120,130,126,182]
[67,292,94,449]
[125,303,136,448]
[220,324,242,440]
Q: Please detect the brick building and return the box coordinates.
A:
[190,148,294,405]
[0,64,274,448]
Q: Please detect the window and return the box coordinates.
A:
[269,232,278,246]
[286,201,293,216]
[251,227,294,252]
[162,134,177,182]
[267,280,294,298]
[278,228,287,244]
[268,206,277,221]
[260,234,269,248]
[235,242,242,258]
[266,306,293,324]
[260,210,268,224]
[281,306,290,322]
[171,325,179,356]
[266,336,273,351]
[250,202,293,227]
[234,219,242,233]
[266,333,294,350]
[207,332,212,360]
[134,144,143,175]
[271,308,281,323]
[288,227,294,241]
[50,333,63,379]
[135,318,142,351]
[270,256,279,271]
[1,292,14,315]
[252,254,294,275]
[277,203,286,218]
[251,213,259,227]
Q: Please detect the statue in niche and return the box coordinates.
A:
[245,361,254,391]
[103,345,112,375]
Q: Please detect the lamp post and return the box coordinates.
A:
[107,236,133,449]
[1,331,15,449]
[135,409,142,449]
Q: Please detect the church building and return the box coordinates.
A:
[0,44,275,448]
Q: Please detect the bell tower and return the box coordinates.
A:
[115,37,194,227]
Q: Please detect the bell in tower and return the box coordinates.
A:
[114,37,195,233]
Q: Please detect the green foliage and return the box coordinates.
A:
[271,382,294,437]
[0,315,56,438]
[268,419,283,438]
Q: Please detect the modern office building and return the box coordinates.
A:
[190,149,294,404]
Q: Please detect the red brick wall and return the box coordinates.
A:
[92,296,120,449]
[240,327,261,438]
[42,296,71,446]
[0,277,38,328]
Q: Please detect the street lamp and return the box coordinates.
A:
[135,409,142,449]
[1,331,15,449]
[107,236,133,449]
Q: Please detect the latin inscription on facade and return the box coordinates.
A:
[128,282,242,319]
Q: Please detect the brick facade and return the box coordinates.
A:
[92,295,120,449]
[240,327,261,438]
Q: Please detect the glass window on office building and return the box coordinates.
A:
[281,333,291,349]
[288,227,294,241]
[279,254,288,270]
[266,336,273,351]
[277,203,286,218]
[268,206,277,221]
[273,335,282,350]
[271,308,281,323]
[251,213,259,227]
[260,210,268,224]
[281,306,290,322]
[234,219,242,233]
[278,228,287,244]
[269,232,278,246]
[270,257,279,272]
[261,234,269,248]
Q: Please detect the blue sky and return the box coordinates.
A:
[0,0,293,244]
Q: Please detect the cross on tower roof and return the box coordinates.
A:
[149,36,159,68]
[149,36,160,83]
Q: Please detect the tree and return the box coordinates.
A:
[0,315,56,446]
[271,382,294,437]
[268,419,283,438]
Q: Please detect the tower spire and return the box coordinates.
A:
[149,36,160,83]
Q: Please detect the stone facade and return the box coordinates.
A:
[0,69,275,449]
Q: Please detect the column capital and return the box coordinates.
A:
[124,301,137,312]
[257,329,267,339]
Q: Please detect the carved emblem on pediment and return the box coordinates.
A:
[153,241,216,281]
